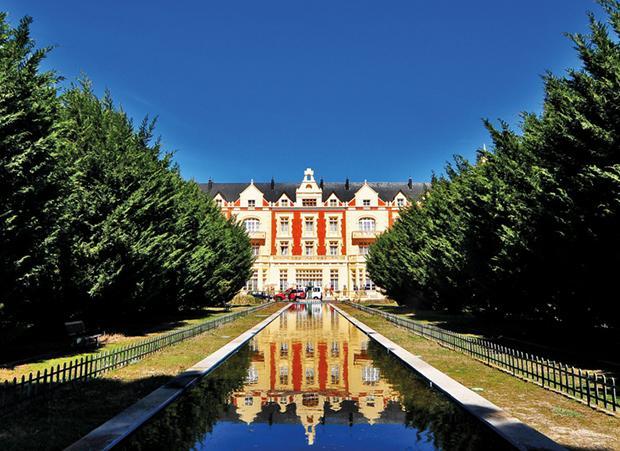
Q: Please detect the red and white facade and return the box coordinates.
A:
[201,168,426,299]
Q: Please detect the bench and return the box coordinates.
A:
[64,321,102,348]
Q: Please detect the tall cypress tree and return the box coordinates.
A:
[0,15,62,327]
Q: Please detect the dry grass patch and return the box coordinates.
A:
[0,303,284,451]
[340,304,620,451]
[0,306,248,381]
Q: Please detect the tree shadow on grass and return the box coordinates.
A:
[365,304,620,375]
[0,343,253,451]
[0,375,173,451]
[0,306,236,369]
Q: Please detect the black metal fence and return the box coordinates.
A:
[0,303,271,411]
[343,301,618,415]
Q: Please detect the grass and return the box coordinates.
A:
[359,301,620,374]
[0,303,284,451]
[0,305,252,381]
[340,303,620,451]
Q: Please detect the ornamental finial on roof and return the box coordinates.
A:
[304,168,315,182]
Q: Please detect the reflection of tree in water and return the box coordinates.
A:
[366,341,514,451]
[119,345,252,451]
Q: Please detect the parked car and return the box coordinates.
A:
[273,288,306,301]
[249,291,272,301]
[307,286,323,300]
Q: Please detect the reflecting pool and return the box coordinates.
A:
[119,303,513,450]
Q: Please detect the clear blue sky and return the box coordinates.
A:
[3,1,604,183]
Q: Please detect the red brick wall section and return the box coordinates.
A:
[292,211,302,255]
[317,211,326,255]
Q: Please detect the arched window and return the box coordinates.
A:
[359,217,376,232]
[243,218,260,232]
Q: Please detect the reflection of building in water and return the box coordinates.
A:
[230,304,402,445]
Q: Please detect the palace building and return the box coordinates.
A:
[200,168,427,299]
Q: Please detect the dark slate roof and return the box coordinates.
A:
[199,180,428,202]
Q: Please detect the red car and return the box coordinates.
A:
[273,288,306,301]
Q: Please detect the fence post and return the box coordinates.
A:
[611,377,617,412]
[585,373,592,407]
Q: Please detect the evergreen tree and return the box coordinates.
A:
[368,1,620,328]
[0,14,63,327]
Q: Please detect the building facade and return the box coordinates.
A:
[200,168,426,299]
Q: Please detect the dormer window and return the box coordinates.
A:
[362,199,371,207]
[281,198,289,206]
[396,198,405,208]
[248,199,256,208]
[215,199,222,207]
[329,199,338,207]
[302,198,317,207]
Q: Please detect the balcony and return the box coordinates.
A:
[351,230,379,244]
[247,231,266,244]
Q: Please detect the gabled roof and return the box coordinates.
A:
[199,181,428,202]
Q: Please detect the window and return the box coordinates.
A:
[280,217,290,233]
[252,244,260,256]
[215,199,222,207]
[329,242,339,256]
[279,269,288,291]
[331,341,339,357]
[245,270,258,291]
[280,198,289,206]
[302,198,317,207]
[331,365,340,384]
[328,217,338,233]
[330,269,339,290]
[279,365,289,385]
[280,342,289,357]
[306,342,314,357]
[246,366,259,384]
[362,366,380,385]
[245,396,253,406]
[304,217,314,233]
[296,269,322,288]
[359,217,376,232]
[248,199,256,208]
[362,199,371,207]
[280,241,289,256]
[396,198,405,208]
[305,367,315,385]
[244,218,260,232]
[359,245,369,256]
[305,242,314,256]
[329,198,338,207]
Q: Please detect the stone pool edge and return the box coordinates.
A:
[329,302,565,451]
[66,303,290,451]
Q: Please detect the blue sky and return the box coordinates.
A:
[3,1,604,183]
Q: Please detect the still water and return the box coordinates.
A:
[120,303,512,450]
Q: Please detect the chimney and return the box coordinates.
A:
[208,178,213,190]
[319,178,324,189]
[408,177,413,189]
[270,177,275,190]
[345,178,350,190]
